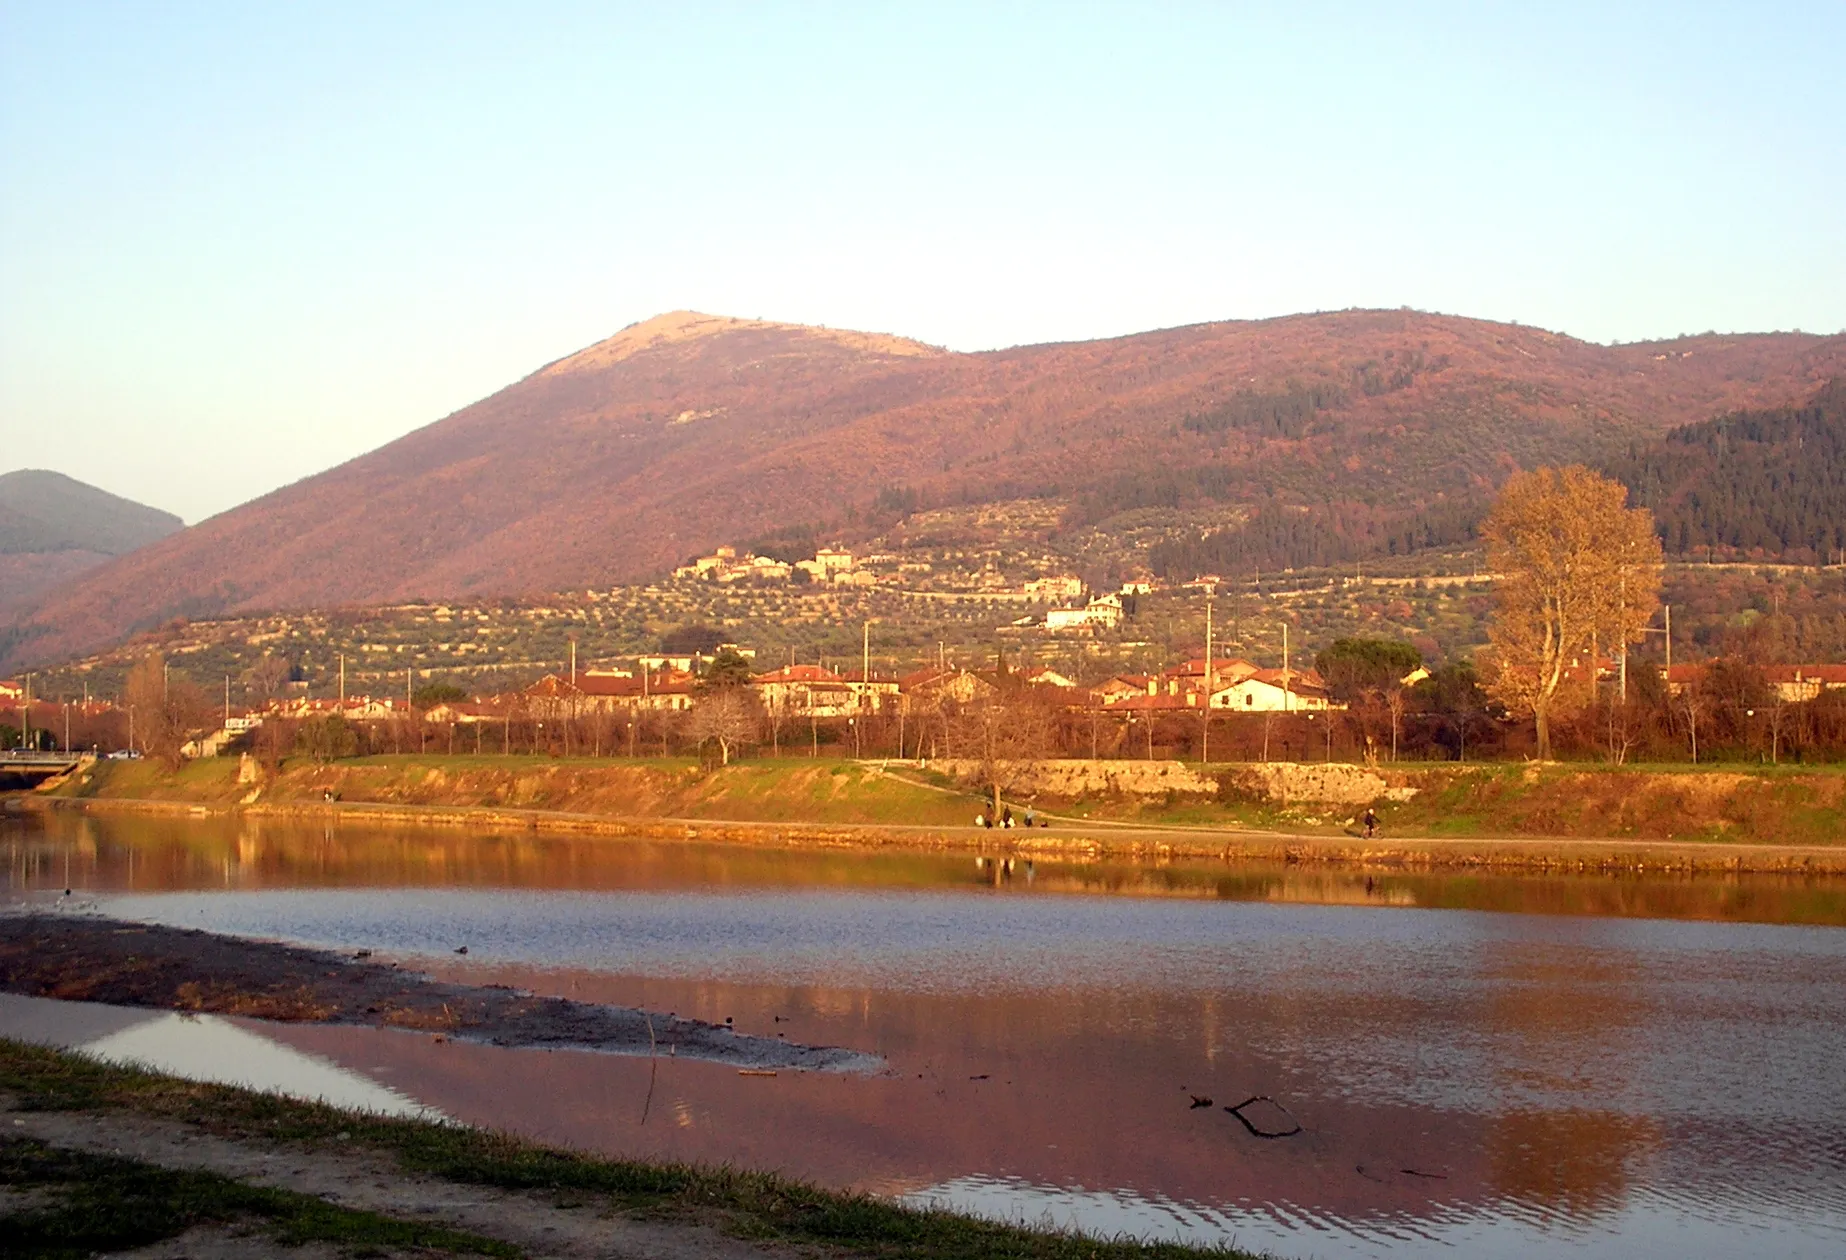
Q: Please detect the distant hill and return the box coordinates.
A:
[0,470,183,624]
[1608,380,1846,564]
[5,308,1846,669]
[0,469,183,556]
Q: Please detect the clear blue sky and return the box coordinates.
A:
[3,2,1841,524]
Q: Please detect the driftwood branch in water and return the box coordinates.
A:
[1224,1095,1302,1139]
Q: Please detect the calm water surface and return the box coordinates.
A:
[5,810,1846,1259]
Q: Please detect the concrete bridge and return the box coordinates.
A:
[0,750,87,787]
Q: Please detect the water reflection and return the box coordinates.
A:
[0,992,433,1119]
[4,811,1846,1258]
[9,809,1846,926]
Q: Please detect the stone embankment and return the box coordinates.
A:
[930,757,1416,805]
[929,757,1217,799]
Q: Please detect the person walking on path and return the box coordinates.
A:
[1362,807,1379,839]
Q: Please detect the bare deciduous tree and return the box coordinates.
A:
[241,654,291,704]
[949,688,1055,818]
[686,689,758,765]
[123,653,211,767]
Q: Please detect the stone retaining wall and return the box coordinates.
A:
[929,758,1413,804]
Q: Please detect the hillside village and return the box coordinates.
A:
[5,539,1484,714]
[673,542,1135,631]
[7,527,1843,734]
[8,491,1846,768]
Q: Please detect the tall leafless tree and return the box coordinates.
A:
[687,690,758,766]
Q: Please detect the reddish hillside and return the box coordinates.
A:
[6,308,1845,668]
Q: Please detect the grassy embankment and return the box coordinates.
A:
[48,755,973,826]
[35,753,1846,848]
[1057,761,1846,847]
[0,1039,1248,1260]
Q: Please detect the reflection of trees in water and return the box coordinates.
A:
[1486,1108,1659,1221]
[15,813,1846,928]
[1479,941,1660,1220]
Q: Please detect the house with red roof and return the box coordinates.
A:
[753,664,895,718]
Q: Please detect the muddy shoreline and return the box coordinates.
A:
[12,791,1846,874]
[0,911,879,1073]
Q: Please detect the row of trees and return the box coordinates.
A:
[240,654,1846,784]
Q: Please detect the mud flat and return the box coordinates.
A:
[0,911,878,1073]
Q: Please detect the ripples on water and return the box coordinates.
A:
[5,811,1846,1259]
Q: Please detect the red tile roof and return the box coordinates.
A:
[753,664,843,684]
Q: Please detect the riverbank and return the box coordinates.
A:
[12,753,1846,872]
[0,1039,1244,1260]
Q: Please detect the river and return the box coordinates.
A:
[6,809,1846,1259]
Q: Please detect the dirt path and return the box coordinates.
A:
[0,913,879,1073]
[3,1097,794,1259]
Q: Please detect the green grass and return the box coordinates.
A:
[52,755,241,801]
[0,1135,518,1259]
[0,1040,1261,1260]
[672,760,974,825]
[57,749,1846,847]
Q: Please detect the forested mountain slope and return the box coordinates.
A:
[1609,380,1846,563]
[6,308,1845,669]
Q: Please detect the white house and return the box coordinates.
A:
[1210,668,1336,713]
[1045,593,1124,633]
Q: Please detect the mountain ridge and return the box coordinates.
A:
[6,308,1845,670]
[0,469,184,625]
[0,469,183,555]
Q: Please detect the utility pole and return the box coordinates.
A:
[223,675,230,728]
[1281,623,1291,714]
[1618,580,1627,704]
[338,655,346,707]
[20,673,30,749]
[1636,603,1672,692]
[861,620,871,715]
[569,639,578,688]
[1202,590,1213,764]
